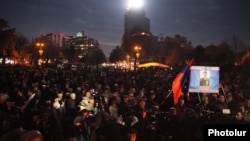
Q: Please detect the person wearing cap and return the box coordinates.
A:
[73,111,89,141]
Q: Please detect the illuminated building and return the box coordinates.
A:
[69,30,99,59]
[124,0,150,33]
[122,0,157,59]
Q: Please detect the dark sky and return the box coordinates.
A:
[1,0,250,56]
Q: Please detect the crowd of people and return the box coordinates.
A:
[0,64,250,141]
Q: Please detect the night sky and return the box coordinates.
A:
[1,0,250,56]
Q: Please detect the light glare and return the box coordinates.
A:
[127,0,143,9]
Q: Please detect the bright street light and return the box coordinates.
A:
[36,42,45,65]
[127,0,144,9]
[133,45,141,70]
[36,42,44,56]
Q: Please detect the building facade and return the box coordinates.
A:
[69,31,99,59]
[39,32,70,48]
[122,3,157,60]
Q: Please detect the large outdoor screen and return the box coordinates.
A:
[189,66,220,93]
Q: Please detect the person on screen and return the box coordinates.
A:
[200,71,210,86]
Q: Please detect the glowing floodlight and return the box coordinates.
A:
[127,0,144,9]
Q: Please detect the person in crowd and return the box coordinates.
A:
[127,129,137,141]
[90,111,111,141]
[62,124,78,141]
[165,107,182,141]
[0,120,26,141]
[209,93,218,106]
[244,110,250,123]
[52,94,65,121]
[119,95,130,115]
[0,90,9,106]
[136,89,145,101]
[1,98,20,119]
[20,130,44,141]
[0,65,249,141]
[102,86,111,104]
[79,91,96,112]
[134,97,148,114]
[116,106,138,128]
[128,90,135,102]
[65,93,77,111]
[175,97,189,117]
[95,121,123,141]
[211,94,229,113]
[244,98,250,121]
[134,109,151,141]
[108,97,119,121]
[75,86,84,104]
[147,90,158,108]
[232,110,246,124]
[73,109,89,141]
[14,90,26,108]
[196,95,211,112]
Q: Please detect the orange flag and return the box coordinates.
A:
[172,59,194,105]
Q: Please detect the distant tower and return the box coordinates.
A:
[77,30,84,37]
[124,0,150,33]
[122,0,156,59]
[158,33,164,43]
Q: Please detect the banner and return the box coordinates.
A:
[189,66,219,93]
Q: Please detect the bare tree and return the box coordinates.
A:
[0,18,16,64]
[227,35,246,53]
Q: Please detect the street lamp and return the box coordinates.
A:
[126,54,131,70]
[134,46,141,70]
[36,42,44,65]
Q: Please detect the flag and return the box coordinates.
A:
[172,59,194,105]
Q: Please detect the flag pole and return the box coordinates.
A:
[197,92,201,103]
[219,83,228,105]
[160,90,173,106]
[220,87,228,105]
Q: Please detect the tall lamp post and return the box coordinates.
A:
[36,42,44,65]
[134,46,141,70]
[126,54,131,71]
